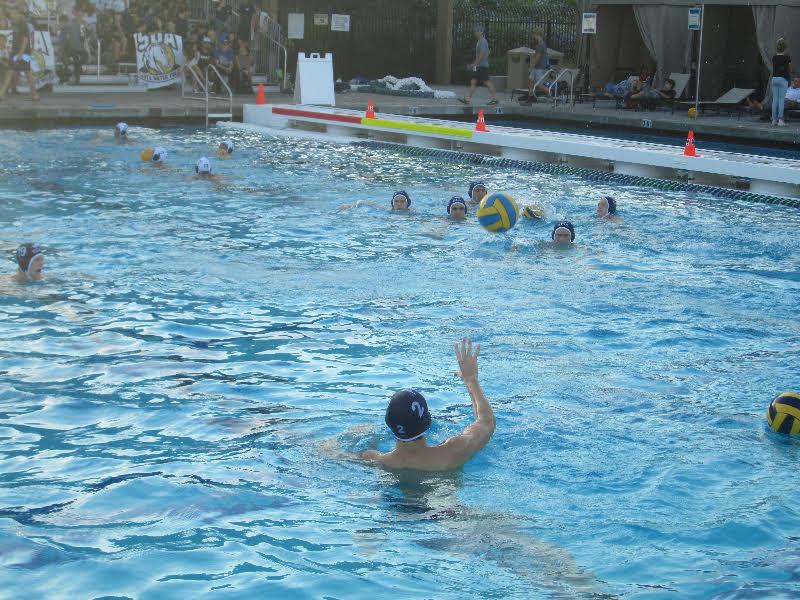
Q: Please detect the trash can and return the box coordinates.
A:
[507,46,535,91]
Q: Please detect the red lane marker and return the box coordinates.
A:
[272,107,362,124]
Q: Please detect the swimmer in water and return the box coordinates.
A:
[216,139,234,159]
[447,196,468,221]
[114,122,129,141]
[193,157,217,180]
[467,181,488,205]
[357,338,495,471]
[521,202,546,220]
[552,220,576,244]
[596,196,624,222]
[140,146,168,166]
[339,190,413,212]
[13,243,44,282]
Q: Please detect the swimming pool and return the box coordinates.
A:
[1,125,799,599]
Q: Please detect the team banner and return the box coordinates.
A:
[0,29,57,91]
[134,33,184,89]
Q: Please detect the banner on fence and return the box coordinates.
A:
[0,29,57,91]
[134,33,184,89]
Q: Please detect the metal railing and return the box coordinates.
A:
[548,68,576,106]
[180,62,232,128]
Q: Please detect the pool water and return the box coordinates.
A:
[1,126,799,599]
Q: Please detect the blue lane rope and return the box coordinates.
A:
[352,140,800,208]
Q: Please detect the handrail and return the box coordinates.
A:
[205,63,232,128]
[548,69,576,107]
[531,68,555,99]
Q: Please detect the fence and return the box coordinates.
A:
[452,1,579,85]
[279,0,439,81]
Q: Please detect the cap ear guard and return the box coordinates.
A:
[195,164,199,173]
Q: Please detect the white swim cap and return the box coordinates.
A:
[116,122,128,136]
[195,157,212,174]
[152,147,167,162]
[220,139,234,154]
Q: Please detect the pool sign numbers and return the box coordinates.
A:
[582,13,597,34]
[688,7,702,30]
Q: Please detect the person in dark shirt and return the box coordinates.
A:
[237,2,254,43]
[629,78,676,104]
[771,38,793,126]
[0,7,39,101]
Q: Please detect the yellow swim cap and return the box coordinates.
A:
[523,204,545,219]
[140,148,154,162]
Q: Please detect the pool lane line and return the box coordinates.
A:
[354,141,800,209]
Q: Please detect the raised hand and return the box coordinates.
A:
[454,337,480,382]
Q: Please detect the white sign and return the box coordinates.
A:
[134,33,184,89]
[288,13,304,40]
[294,52,335,106]
[581,13,597,34]
[1,29,56,91]
[314,14,328,26]
[331,14,350,32]
[688,7,702,30]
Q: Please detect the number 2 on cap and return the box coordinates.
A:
[411,401,423,418]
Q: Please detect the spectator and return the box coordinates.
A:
[57,11,84,84]
[771,38,792,126]
[785,76,800,109]
[458,25,499,106]
[238,1,255,43]
[212,35,234,90]
[175,8,189,38]
[0,6,40,101]
[628,78,676,106]
[526,30,549,101]
[231,39,252,93]
[212,0,232,39]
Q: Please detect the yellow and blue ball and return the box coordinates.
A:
[477,192,519,233]
[767,391,800,435]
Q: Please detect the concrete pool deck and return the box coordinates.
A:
[1,84,798,149]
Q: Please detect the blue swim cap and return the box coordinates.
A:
[16,242,42,274]
[468,181,487,199]
[604,196,617,214]
[392,190,411,208]
[385,388,431,441]
[552,220,575,241]
[447,196,468,214]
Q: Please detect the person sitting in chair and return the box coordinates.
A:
[628,78,675,107]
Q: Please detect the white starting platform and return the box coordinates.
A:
[243,103,800,200]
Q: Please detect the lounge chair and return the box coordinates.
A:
[673,87,755,119]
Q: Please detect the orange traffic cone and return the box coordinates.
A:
[366,99,376,119]
[683,130,697,157]
[256,83,266,105]
[475,109,488,132]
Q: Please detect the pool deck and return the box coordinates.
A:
[1,84,799,149]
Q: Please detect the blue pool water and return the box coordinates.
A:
[1,126,799,599]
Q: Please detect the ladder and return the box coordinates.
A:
[181,63,233,127]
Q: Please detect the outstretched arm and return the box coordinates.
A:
[442,338,495,463]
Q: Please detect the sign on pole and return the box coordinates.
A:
[688,7,702,30]
[581,13,597,34]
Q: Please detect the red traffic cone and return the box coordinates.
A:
[475,109,488,132]
[683,130,697,157]
[366,99,376,119]
[256,83,266,105]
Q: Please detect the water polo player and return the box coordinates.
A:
[552,220,576,244]
[217,139,235,159]
[141,146,168,166]
[13,243,44,282]
[468,181,488,205]
[447,196,468,220]
[358,338,496,471]
[114,122,129,141]
[339,191,412,212]
[596,196,624,222]
[194,157,215,179]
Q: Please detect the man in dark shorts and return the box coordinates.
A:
[0,7,40,101]
[458,25,499,106]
